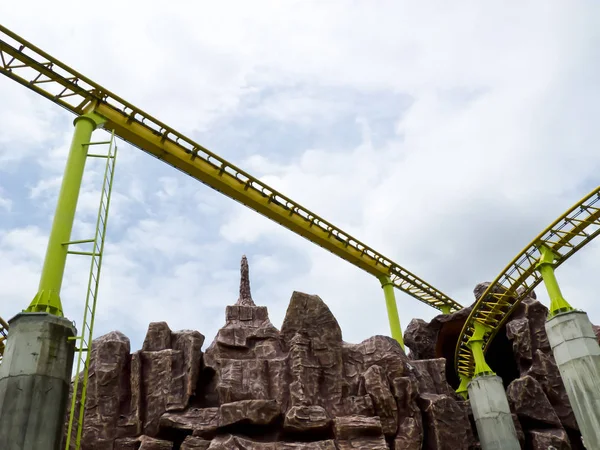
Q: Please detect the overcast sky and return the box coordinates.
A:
[1,1,599,352]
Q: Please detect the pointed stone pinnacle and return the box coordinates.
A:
[236,255,255,306]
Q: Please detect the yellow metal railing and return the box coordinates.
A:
[0,24,462,313]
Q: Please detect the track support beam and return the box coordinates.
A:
[379,276,404,350]
[538,250,600,449]
[536,245,574,316]
[0,113,104,449]
[468,375,520,450]
[0,313,76,449]
[468,321,495,376]
[465,322,520,450]
[26,112,106,316]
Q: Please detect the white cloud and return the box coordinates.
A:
[0,0,599,360]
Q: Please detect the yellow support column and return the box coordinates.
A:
[537,245,600,448]
[0,112,105,450]
[466,321,520,449]
[379,276,404,350]
[26,112,106,316]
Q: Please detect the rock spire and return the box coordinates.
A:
[236,255,255,306]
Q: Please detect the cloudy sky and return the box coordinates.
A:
[1,1,599,353]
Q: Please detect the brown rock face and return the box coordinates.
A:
[281,291,344,416]
[506,297,578,431]
[528,429,572,450]
[207,435,337,449]
[218,400,280,427]
[410,358,454,396]
[114,435,173,450]
[159,408,219,436]
[68,268,592,449]
[203,268,286,407]
[391,376,423,449]
[333,416,389,449]
[419,393,471,450]
[137,323,205,436]
[284,406,331,433]
[65,331,131,449]
[361,365,398,436]
[181,436,211,450]
[507,375,561,427]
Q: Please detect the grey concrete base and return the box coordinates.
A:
[546,310,600,450]
[0,312,76,450]
[468,375,520,450]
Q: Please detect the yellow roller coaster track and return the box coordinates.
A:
[0,23,462,333]
[455,186,600,379]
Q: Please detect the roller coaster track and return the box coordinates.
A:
[455,186,600,379]
[0,24,463,345]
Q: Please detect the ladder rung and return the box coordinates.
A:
[63,239,95,246]
[84,141,111,146]
[67,251,100,256]
[87,153,111,158]
[75,348,89,352]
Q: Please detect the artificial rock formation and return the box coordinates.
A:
[67,261,593,449]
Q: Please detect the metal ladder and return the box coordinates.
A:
[64,132,118,450]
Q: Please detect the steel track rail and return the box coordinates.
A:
[455,186,600,378]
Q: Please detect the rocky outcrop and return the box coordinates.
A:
[506,297,578,431]
[67,260,592,449]
[528,429,571,450]
[507,375,561,428]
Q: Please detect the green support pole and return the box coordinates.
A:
[456,373,471,399]
[536,245,574,317]
[440,305,452,314]
[26,112,106,317]
[468,321,495,377]
[379,276,405,350]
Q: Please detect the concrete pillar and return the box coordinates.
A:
[468,374,520,450]
[0,312,76,450]
[546,310,600,449]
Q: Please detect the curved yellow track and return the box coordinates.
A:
[455,186,600,379]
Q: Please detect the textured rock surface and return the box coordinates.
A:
[284,405,331,433]
[114,435,174,450]
[506,297,578,431]
[507,375,561,427]
[68,263,593,449]
[218,399,280,427]
[410,358,453,396]
[181,436,211,450]
[419,393,471,449]
[528,429,572,450]
[159,407,219,436]
[391,376,423,449]
[333,416,389,449]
